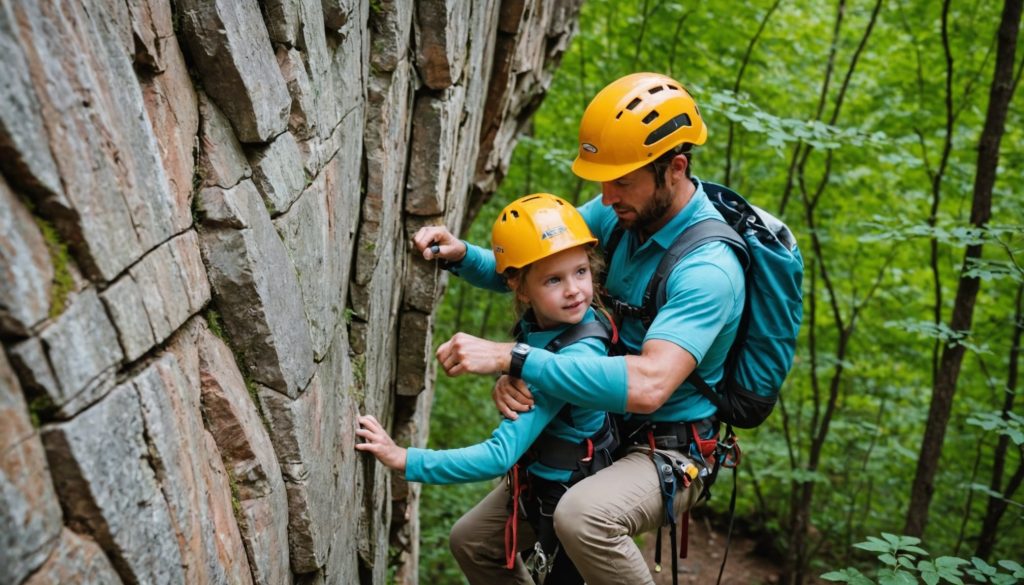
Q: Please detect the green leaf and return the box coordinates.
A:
[855,540,896,554]
[935,556,969,570]
[878,570,917,585]
[823,568,874,584]
[996,560,1024,577]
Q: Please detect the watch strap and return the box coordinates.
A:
[509,342,530,378]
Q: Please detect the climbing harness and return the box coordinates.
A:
[612,416,745,585]
[503,313,618,584]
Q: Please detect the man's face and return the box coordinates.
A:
[600,166,673,232]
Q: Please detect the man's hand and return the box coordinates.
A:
[492,375,534,420]
[412,225,467,263]
[436,332,515,377]
[355,415,408,472]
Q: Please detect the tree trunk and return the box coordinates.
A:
[974,283,1024,558]
[904,0,1023,537]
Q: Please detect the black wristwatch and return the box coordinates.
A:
[509,342,530,379]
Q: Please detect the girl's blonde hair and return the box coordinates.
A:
[502,244,606,325]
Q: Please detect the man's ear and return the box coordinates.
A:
[660,154,687,189]
[671,153,688,178]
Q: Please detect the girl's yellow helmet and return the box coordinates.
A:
[492,193,597,274]
[572,72,707,183]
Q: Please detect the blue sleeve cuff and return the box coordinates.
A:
[448,241,508,292]
[522,350,629,413]
[405,448,426,482]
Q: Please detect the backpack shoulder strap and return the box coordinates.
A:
[643,219,750,314]
[599,226,626,287]
[544,319,612,353]
[604,226,626,259]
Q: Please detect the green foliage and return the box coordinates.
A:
[966,412,1024,447]
[205,308,226,340]
[31,215,75,319]
[821,534,1024,585]
[27,394,56,429]
[347,353,367,407]
[422,0,1024,580]
[227,469,243,520]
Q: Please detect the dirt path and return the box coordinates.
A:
[640,511,783,585]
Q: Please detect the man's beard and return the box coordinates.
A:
[619,186,674,234]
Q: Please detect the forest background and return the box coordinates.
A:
[416,0,1024,583]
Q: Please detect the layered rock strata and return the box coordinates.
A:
[0,0,582,583]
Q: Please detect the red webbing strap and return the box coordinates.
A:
[581,438,594,463]
[596,305,620,345]
[504,464,524,569]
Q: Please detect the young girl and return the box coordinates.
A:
[356,193,616,585]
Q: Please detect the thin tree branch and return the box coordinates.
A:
[931,0,956,383]
[667,9,691,76]
[725,0,784,184]
[631,0,653,71]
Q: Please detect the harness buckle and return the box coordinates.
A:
[524,541,552,578]
[717,433,741,469]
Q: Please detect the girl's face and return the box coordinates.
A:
[515,245,593,329]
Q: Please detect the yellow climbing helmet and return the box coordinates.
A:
[492,193,597,274]
[572,72,707,183]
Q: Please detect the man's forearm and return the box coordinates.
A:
[520,350,629,412]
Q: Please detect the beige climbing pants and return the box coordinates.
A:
[449,448,703,585]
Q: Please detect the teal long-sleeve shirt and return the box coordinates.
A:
[405,309,610,484]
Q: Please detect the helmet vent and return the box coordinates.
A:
[649,85,664,94]
[668,84,680,90]
[510,209,520,218]
[625,97,642,110]
[644,113,693,146]
[642,110,660,124]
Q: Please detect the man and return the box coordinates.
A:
[414,72,746,585]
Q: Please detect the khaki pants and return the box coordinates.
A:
[449,481,537,585]
[449,448,702,585]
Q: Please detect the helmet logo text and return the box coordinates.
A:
[541,226,567,240]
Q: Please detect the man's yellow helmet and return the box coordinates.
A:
[572,72,707,183]
[492,193,597,274]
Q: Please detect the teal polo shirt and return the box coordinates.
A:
[451,178,744,422]
[405,309,608,484]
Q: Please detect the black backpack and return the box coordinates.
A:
[601,182,804,428]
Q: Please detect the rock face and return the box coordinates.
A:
[0,0,583,583]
